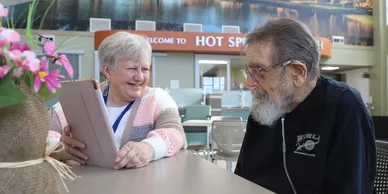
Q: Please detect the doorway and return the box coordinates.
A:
[195,54,244,92]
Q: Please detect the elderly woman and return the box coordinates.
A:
[50,31,187,169]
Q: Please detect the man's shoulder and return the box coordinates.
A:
[319,76,364,108]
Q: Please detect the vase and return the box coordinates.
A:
[0,82,59,194]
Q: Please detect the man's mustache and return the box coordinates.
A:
[251,89,268,101]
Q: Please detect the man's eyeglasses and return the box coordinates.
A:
[241,60,295,79]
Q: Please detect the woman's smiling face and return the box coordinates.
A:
[104,57,150,102]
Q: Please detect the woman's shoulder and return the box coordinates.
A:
[144,87,178,109]
[146,87,169,95]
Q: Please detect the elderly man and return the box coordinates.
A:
[234,18,376,194]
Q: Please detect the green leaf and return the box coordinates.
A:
[38,0,56,32]
[14,7,29,28]
[37,82,61,101]
[6,15,9,28]
[0,73,28,109]
[21,71,35,90]
[55,35,79,52]
[25,0,37,45]
[10,6,15,29]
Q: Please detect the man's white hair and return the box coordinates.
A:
[98,31,152,72]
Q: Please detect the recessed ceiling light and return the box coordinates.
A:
[321,66,339,71]
[198,60,228,64]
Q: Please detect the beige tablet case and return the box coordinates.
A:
[59,78,118,169]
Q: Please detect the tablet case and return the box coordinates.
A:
[59,78,118,169]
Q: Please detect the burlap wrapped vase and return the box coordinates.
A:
[0,82,58,194]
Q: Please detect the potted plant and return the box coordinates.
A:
[0,1,78,193]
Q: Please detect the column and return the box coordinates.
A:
[226,60,231,91]
[152,56,156,87]
[370,0,388,115]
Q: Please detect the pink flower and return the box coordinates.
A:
[43,41,57,57]
[0,4,8,18]
[34,57,64,93]
[0,28,20,46]
[4,42,30,58]
[8,50,39,73]
[0,64,11,78]
[10,43,30,52]
[55,54,73,78]
[19,51,40,73]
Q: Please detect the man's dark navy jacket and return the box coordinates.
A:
[235,76,376,194]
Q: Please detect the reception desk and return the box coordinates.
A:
[58,150,273,194]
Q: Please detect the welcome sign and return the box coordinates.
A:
[94,30,332,59]
[144,35,246,48]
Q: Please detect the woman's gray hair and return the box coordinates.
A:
[98,31,152,72]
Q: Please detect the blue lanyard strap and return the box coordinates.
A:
[103,85,135,133]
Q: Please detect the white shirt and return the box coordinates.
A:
[106,105,132,149]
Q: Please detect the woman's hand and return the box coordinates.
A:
[50,126,88,166]
[114,142,155,169]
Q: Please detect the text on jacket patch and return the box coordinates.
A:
[294,133,320,157]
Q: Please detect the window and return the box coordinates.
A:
[38,53,80,80]
[51,53,80,81]
[202,76,225,92]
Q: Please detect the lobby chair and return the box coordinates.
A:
[190,116,244,159]
[183,105,212,156]
[182,105,212,121]
[207,116,243,157]
[211,120,247,172]
[375,140,388,194]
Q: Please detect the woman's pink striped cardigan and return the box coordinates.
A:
[50,86,187,161]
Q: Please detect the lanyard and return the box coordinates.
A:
[103,85,135,133]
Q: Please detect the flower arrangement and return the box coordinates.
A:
[0,2,78,193]
[0,1,73,109]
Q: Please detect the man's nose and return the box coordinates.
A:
[245,74,259,89]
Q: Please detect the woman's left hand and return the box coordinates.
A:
[114,142,155,169]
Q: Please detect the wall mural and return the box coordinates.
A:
[9,0,373,46]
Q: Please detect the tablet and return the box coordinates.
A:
[59,78,118,169]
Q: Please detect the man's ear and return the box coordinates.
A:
[102,64,111,81]
[290,61,307,87]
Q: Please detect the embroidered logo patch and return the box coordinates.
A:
[294,133,320,157]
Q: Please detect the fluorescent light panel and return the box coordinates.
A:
[321,66,339,71]
[198,60,228,64]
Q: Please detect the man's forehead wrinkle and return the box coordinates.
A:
[246,61,266,69]
[246,45,272,68]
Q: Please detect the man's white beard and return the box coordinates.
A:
[250,87,293,127]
